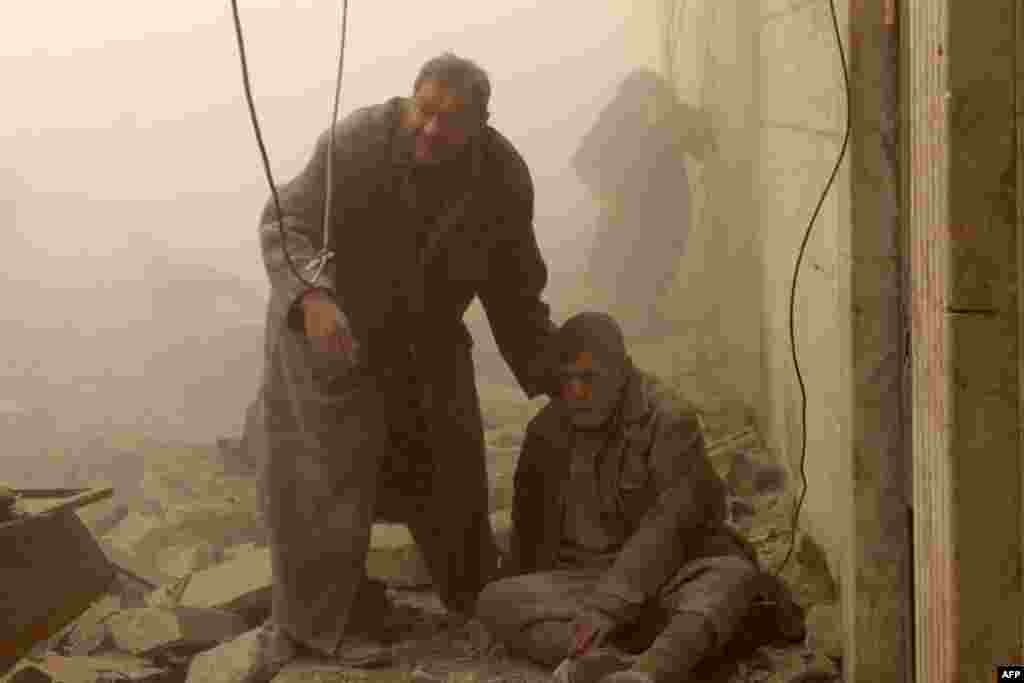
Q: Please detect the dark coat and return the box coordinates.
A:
[253,98,559,647]
[259,97,556,396]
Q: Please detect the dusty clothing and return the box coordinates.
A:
[504,369,753,619]
[478,368,761,668]
[251,98,557,656]
[477,557,758,666]
[559,430,630,559]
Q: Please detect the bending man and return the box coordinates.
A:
[246,53,558,675]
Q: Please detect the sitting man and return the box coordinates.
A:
[476,312,782,683]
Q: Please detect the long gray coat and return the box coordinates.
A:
[251,97,557,655]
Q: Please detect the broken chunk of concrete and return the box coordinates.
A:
[222,542,260,563]
[102,513,164,557]
[365,524,433,588]
[154,542,223,579]
[64,594,122,656]
[746,645,840,682]
[105,607,248,657]
[99,540,178,594]
[76,499,131,539]
[7,654,169,683]
[178,548,271,616]
[726,449,788,498]
[186,627,294,683]
[805,602,843,661]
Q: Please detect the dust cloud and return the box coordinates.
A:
[2,1,644,455]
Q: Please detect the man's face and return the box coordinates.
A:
[558,350,627,429]
[405,79,481,166]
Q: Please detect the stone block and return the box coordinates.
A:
[99,541,177,592]
[185,628,290,683]
[7,654,170,683]
[154,542,224,580]
[64,595,122,657]
[106,607,247,657]
[178,548,271,615]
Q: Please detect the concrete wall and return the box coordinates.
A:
[757,0,851,586]
[621,1,852,585]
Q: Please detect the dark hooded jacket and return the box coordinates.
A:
[507,367,754,620]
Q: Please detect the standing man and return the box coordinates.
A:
[242,53,557,674]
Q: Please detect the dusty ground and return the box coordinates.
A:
[3,372,842,683]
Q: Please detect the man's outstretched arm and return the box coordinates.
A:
[478,151,559,399]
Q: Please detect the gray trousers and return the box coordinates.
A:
[476,555,759,665]
[252,325,498,656]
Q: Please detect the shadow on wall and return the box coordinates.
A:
[570,68,718,338]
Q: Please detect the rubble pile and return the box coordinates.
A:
[4,385,842,683]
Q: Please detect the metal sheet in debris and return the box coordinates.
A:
[0,502,116,676]
[0,488,114,530]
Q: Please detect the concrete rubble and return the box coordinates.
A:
[6,385,845,683]
[105,607,248,657]
[177,548,272,615]
[6,654,174,683]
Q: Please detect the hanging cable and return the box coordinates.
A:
[228,0,350,289]
[773,0,852,577]
[312,0,350,283]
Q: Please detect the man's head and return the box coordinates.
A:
[405,53,491,166]
[555,312,631,429]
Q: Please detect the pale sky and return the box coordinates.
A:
[4,1,635,285]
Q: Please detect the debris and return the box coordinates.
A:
[706,427,762,470]
[1,506,116,676]
[103,513,165,557]
[0,484,19,521]
[222,543,260,563]
[409,665,446,683]
[64,595,122,656]
[805,602,842,662]
[186,626,294,683]
[100,541,178,589]
[105,607,248,657]
[727,496,757,523]
[77,499,132,539]
[155,542,223,579]
[145,575,193,611]
[366,524,433,588]
[727,450,788,498]
[744,645,840,682]
[7,654,171,683]
[178,548,271,617]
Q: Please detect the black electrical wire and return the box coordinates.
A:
[229,0,349,290]
[773,0,852,577]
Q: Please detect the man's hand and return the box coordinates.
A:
[301,289,358,362]
[569,609,618,657]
